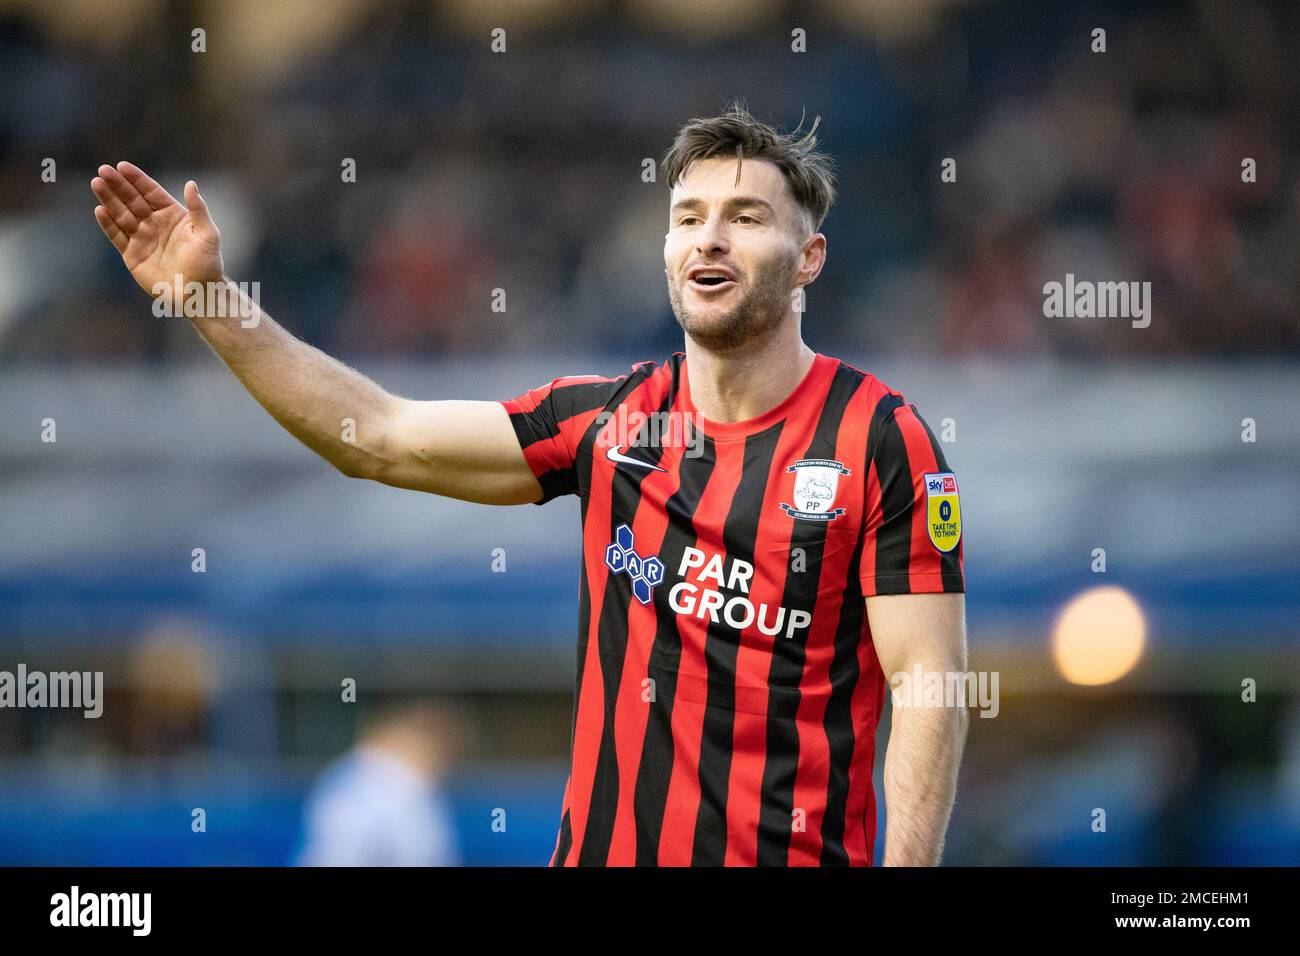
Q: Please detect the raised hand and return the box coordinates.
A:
[91,162,225,306]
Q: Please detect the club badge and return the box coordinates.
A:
[780,458,850,522]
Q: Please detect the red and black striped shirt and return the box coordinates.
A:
[499,351,964,866]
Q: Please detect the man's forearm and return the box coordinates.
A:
[881,703,967,866]
[187,277,393,477]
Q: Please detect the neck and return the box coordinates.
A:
[684,319,816,424]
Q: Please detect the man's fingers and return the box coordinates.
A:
[91,176,140,232]
[117,161,178,211]
[94,205,128,253]
[97,164,153,223]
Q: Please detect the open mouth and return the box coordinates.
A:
[687,273,737,293]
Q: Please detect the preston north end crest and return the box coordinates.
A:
[924,471,961,552]
[780,458,851,522]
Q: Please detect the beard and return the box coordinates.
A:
[668,248,798,352]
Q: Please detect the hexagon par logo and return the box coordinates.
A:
[605,524,664,605]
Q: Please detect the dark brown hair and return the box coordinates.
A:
[661,99,838,234]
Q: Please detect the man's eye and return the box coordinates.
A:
[678,217,699,225]
[736,215,758,224]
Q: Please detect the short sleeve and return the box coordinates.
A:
[861,398,965,596]
[498,373,627,505]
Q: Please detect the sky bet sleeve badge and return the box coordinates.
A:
[924,472,962,552]
[779,458,851,522]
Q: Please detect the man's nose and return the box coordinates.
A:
[696,216,729,254]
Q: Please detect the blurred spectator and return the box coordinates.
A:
[124,617,220,759]
[295,700,469,867]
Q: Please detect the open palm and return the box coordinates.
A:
[91,162,225,301]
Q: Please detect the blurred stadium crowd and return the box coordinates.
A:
[1,0,1297,362]
[1,0,1298,867]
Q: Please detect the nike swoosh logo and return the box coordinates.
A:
[605,444,667,472]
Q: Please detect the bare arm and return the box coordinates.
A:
[91,161,541,505]
[867,591,969,866]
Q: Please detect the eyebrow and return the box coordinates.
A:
[670,196,778,217]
